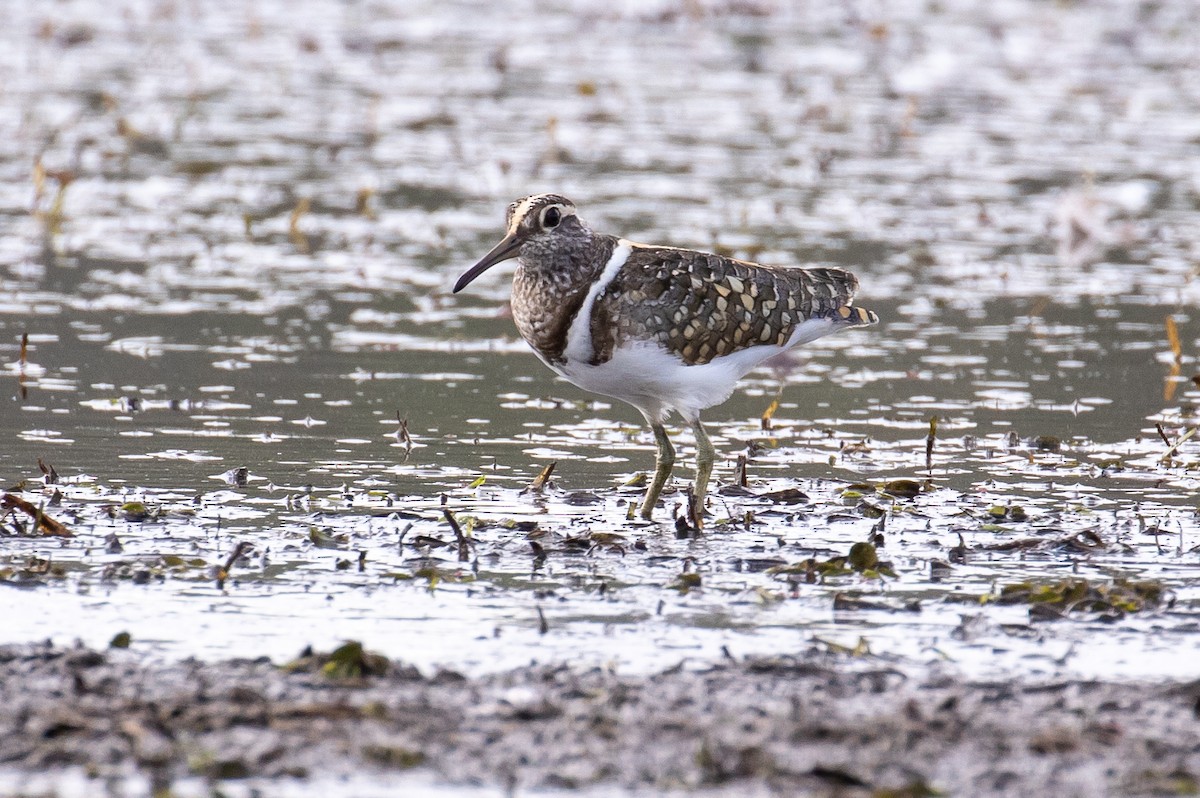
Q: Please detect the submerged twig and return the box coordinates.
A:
[34,162,74,236]
[1160,426,1197,463]
[925,416,938,473]
[355,187,377,220]
[761,390,781,432]
[524,461,556,494]
[17,332,29,400]
[1164,315,1183,401]
[687,485,704,531]
[395,412,413,461]
[1166,315,1182,359]
[37,459,58,485]
[1155,423,1173,449]
[1,493,71,536]
[289,197,311,253]
[215,541,252,589]
[442,509,471,562]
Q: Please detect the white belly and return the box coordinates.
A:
[554,316,840,424]
[555,342,734,423]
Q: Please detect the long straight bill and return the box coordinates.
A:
[453,233,521,293]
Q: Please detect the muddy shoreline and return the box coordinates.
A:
[3,642,1197,796]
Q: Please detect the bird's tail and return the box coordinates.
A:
[832,304,880,326]
[793,267,878,326]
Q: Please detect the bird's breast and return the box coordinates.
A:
[509,267,591,367]
[510,240,630,368]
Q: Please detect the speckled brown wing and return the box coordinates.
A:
[588,246,875,366]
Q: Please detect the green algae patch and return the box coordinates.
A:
[881,479,924,500]
[767,541,895,583]
[990,578,1167,617]
[283,641,394,681]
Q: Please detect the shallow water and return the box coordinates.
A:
[2,0,1200,701]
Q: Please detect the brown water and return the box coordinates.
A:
[2,0,1199,703]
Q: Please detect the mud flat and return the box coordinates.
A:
[2,642,1197,797]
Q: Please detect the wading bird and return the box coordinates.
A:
[454,194,877,521]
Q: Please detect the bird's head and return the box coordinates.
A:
[453,194,586,292]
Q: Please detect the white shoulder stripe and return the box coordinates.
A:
[562,240,631,366]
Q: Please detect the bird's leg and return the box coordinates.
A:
[640,423,675,520]
[691,419,716,517]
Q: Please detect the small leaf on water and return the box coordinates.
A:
[760,487,809,504]
[752,586,784,605]
[309,527,348,549]
[525,461,556,493]
[848,542,879,571]
[467,476,487,489]
[668,572,702,593]
[410,567,477,587]
[858,501,887,519]
[623,472,648,488]
[881,479,922,499]
[109,631,132,649]
[1032,435,1062,452]
[765,562,810,576]
[121,502,153,522]
[320,640,390,680]
[413,567,442,587]
[362,744,425,769]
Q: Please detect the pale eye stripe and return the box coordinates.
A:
[507,196,539,234]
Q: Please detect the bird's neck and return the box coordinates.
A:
[510,233,619,366]
[514,232,617,295]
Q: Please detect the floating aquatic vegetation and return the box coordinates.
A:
[0,555,66,585]
[667,571,702,594]
[119,501,155,522]
[767,541,895,583]
[758,486,809,504]
[983,504,1029,523]
[283,641,393,681]
[989,578,1167,619]
[881,479,924,499]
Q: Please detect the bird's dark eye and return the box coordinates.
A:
[542,207,561,228]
